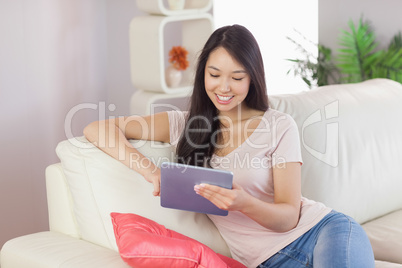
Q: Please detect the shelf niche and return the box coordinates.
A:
[129,13,214,94]
[136,0,212,16]
[130,90,191,115]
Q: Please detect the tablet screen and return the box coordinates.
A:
[160,162,233,216]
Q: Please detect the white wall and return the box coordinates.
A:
[0,0,141,248]
[213,0,318,94]
[319,0,402,54]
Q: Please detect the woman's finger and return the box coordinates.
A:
[153,180,160,196]
[194,184,232,209]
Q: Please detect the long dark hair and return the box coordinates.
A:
[176,24,269,167]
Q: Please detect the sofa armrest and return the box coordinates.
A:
[1,231,130,268]
[46,163,80,238]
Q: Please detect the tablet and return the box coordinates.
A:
[160,162,233,216]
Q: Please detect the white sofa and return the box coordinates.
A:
[1,78,402,268]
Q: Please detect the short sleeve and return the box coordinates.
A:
[166,110,188,146]
[270,114,303,167]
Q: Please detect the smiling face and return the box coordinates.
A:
[204,47,251,116]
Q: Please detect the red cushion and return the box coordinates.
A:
[111,212,246,268]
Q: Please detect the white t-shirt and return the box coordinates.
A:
[167,109,331,268]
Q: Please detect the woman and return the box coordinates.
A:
[84,25,374,268]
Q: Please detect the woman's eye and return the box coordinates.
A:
[209,73,219,78]
[233,77,244,81]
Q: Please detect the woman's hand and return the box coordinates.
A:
[143,167,161,196]
[194,163,302,232]
[194,182,250,212]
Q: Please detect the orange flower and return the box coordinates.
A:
[169,46,189,71]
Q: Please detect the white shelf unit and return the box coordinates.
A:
[136,0,212,16]
[129,13,214,94]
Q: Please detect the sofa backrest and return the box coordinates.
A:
[54,136,232,257]
[269,78,402,223]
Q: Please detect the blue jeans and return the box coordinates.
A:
[258,210,375,268]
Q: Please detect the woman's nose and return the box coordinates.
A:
[220,80,230,93]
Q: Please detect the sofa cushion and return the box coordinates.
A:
[111,212,246,268]
[55,137,231,257]
[269,79,402,224]
[363,209,402,264]
[375,260,402,268]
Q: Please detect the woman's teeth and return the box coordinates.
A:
[217,94,234,101]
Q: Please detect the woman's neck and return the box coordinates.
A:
[217,103,262,127]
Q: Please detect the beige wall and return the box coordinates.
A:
[319,0,402,53]
[0,0,143,248]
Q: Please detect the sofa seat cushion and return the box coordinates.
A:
[111,212,246,268]
[362,209,402,264]
[0,231,130,268]
[375,260,402,268]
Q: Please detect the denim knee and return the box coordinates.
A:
[313,211,375,268]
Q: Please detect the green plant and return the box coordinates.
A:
[286,31,339,89]
[287,18,402,87]
[337,18,402,83]
[389,32,402,50]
